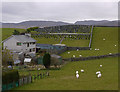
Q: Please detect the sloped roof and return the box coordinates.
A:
[51,54,61,58]
[13,35,36,42]
[36,43,52,47]
[53,44,66,46]
[3,35,36,43]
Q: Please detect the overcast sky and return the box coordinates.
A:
[1,1,119,23]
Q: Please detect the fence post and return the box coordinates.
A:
[40,73,42,79]
[37,73,39,80]
[43,73,45,78]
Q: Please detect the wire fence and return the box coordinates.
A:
[2,72,50,91]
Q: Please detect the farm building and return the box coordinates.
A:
[36,44,53,50]
[36,54,62,66]
[52,44,66,50]
[36,43,66,51]
[51,54,62,67]
[51,54,62,62]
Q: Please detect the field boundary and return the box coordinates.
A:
[66,47,90,50]
[89,25,94,48]
[63,53,120,61]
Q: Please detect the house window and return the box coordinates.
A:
[17,42,22,46]
[33,42,35,44]
[29,49,32,52]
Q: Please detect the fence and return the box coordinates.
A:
[63,53,120,61]
[2,72,50,91]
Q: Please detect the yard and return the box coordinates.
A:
[12,57,118,90]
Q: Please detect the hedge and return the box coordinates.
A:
[2,69,19,85]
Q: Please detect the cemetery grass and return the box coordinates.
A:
[1,28,26,41]
[34,37,89,47]
[34,37,61,44]
[60,27,118,58]
[12,57,118,90]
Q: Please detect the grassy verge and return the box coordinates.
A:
[12,57,118,90]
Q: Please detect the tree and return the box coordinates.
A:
[13,30,20,35]
[2,49,14,66]
[26,28,31,33]
[43,53,51,69]
[26,27,39,33]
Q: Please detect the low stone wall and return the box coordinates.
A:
[89,25,94,48]
[67,47,90,50]
[57,47,68,55]
[63,53,120,61]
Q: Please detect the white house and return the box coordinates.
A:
[2,35,36,55]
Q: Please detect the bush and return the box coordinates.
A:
[43,53,51,69]
[13,29,20,35]
[2,69,19,84]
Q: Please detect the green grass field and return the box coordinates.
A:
[61,38,89,47]
[60,27,118,58]
[12,57,118,90]
[34,37,61,44]
[1,28,25,41]
[34,37,89,47]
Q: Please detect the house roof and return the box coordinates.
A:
[36,43,52,47]
[53,44,66,46]
[2,35,36,43]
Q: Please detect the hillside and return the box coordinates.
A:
[75,20,119,26]
[2,21,71,29]
[1,20,119,29]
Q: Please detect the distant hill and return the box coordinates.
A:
[1,21,71,29]
[1,20,119,29]
[75,20,119,27]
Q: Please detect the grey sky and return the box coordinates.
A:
[2,2,118,23]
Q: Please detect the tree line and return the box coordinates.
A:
[13,27,39,35]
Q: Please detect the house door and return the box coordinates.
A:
[27,43,29,47]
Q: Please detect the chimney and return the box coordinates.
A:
[25,33,31,37]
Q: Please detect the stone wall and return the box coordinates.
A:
[89,25,94,48]
[63,53,120,61]
[67,47,90,50]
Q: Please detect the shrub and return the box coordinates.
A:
[43,53,51,69]
[13,29,20,35]
[2,69,19,84]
